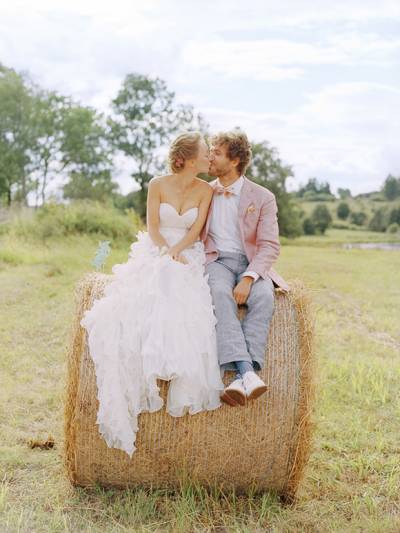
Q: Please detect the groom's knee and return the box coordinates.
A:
[248,277,274,310]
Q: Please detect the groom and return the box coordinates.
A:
[201,129,289,407]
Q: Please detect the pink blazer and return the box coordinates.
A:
[200,177,290,292]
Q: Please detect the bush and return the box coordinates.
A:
[331,222,351,230]
[350,211,367,226]
[389,207,400,225]
[311,204,332,234]
[371,194,385,201]
[276,202,304,238]
[368,208,388,232]
[386,223,400,234]
[382,174,400,201]
[11,201,142,243]
[303,218,316,235]
[337,202,350,220]
[302,191,335,202]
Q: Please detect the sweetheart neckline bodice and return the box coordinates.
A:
[158,202,199,232]
[160,202,198,217]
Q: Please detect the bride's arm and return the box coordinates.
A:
[169,184,213,255]
[146,178,169,249]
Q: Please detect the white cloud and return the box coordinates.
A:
[0,2,184,111]
[37,0,399,30]
[200,82,400,194]
[182,34,400,81]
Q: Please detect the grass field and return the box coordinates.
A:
[0,229,399,532]
[283,227,400,247]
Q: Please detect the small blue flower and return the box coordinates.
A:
[92,241,111,271]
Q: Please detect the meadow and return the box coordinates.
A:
[0,218,399,532]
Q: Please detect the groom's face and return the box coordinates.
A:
[209,143,238,178]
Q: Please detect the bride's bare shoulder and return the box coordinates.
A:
[195,178,214,196]
[148,175,173,189]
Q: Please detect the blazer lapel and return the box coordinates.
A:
[238,176,254,220]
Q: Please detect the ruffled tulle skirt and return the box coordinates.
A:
[80,229,224,457]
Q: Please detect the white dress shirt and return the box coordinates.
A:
[209,176,259,282]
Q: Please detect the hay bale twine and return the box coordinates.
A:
[64,272,315,501]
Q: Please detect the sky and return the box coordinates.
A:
[1,0,400,196]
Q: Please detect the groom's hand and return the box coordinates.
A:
[233,277,253,305]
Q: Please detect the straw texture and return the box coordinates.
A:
[64,272,315,501]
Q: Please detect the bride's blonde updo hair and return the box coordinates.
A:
[168,131,203,173]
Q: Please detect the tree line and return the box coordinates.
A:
[0,64,205,209]
[295,175,400,234]
[0,63,302,237]
[295,175,400,203]
[1,62,398,238]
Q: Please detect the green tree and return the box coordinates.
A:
[0,64,115,206]
[350,211,367,226]
[297,177,334,198]
[389,207,400,225]
[311,204,332,234]
[382,174,400,201]
[61,104,116,202]
[109,73,206,217]
[368,207,387,232]
[63,171,118,202]
[246,141,302,238]
[337,201,350,220]
[29,89,68,205]
[61,105,114,174]
[0,64,37,205]
[337,187,352,199]
[303,217,316,235]
[386,222,399,234]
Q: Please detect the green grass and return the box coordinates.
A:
[1,231,399,532]
[283,227,400,247]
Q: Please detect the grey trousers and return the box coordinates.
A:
[205,251,275,375]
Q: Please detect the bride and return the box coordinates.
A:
[80,131,224,458]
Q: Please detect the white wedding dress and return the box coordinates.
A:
[80,202,224,458]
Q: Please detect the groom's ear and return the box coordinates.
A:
[231,157,240,169]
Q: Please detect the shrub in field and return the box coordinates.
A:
[386,222,400,234]
[350,211,367,226]
[368,207,388,232]
[389,207,400,225]
[332,222,351,230]
[302,191,335,202]
[303,217,316,235]
[311,204,332,234]
[337,202,350,220]
[11,201,142,243]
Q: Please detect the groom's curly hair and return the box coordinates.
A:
[210,128,252,175]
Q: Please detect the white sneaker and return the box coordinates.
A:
[221,378,246,406]
[242,371,268,401]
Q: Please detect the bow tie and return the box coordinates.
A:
[215,185,236,197]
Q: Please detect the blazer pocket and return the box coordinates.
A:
[245,204,259,217]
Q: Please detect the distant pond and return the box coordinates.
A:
[343,242,400,251]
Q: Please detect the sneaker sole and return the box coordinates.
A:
[221,389,246,406]
[247,385,268,401]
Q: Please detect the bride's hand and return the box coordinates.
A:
[167,246,188,264]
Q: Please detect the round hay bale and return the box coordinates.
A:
[64,272,315,501]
